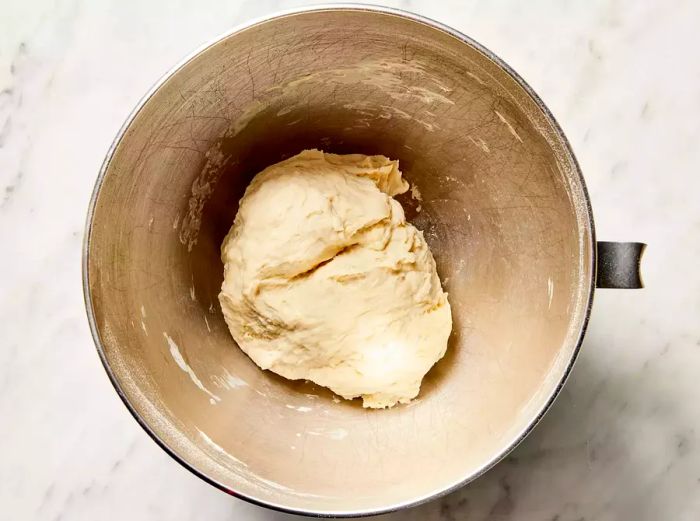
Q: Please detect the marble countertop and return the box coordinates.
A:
[2,1,699,519]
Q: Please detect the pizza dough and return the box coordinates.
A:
[219,149,452,408]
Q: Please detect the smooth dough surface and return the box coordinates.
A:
[219,149,452,408]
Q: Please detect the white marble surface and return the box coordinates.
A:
[1,1,699,519]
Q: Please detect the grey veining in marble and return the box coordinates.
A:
[1,1,699,520]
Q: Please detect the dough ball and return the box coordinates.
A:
[219,149,452,408]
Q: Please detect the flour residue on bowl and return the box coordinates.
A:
[211,368,248,391]
[547,277,554,310]
[139,305,149,335]
[178,59,454,253]
[163,332,221,403]
[235,59,455,139]
[342,101,440,132]
[196,428,248,467]
[410,183,423,202]
[494,110,523,143]
[306,427,348,441]
[468,135,490,153]
[281,60,454,106]
[285,404,313,413]
[179,144,230,251]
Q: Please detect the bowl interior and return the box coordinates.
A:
[86,8,593,515]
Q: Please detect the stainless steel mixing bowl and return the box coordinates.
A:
[83,5,644,517]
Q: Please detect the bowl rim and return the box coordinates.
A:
[82,3,597,517]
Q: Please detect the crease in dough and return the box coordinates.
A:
[219,149,452,408]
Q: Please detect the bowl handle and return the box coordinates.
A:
[596,242,646,289]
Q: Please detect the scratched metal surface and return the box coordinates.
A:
[85,7,593,516]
